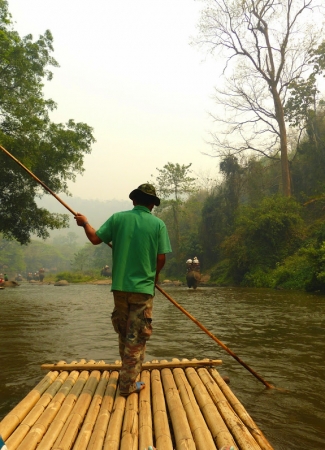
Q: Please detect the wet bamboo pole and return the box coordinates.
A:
[120,388,139,450]
[37,371,90,450]
[173,365,217,449]
[87,371,119,450]
[16,371,80,450]
[7,371,69,450]
[103,393,126,450]
[73,370,110,450]
[53,370,101,450]
[156,284,274,389]
[0,371,59,441]
[209,368,274,450]
[197,367,262,449]
[185,367,238,449]
[151,369,173,450]
[138,370,153,450]
[160,367,196,450]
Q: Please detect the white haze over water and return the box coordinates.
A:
[8,0,223,201]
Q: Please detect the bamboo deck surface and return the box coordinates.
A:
[0,358,274,450]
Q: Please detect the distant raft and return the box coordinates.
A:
[0,358,274,450]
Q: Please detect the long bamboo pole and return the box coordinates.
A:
[155,284,274,389]
[1,144,274,389]
[0,144,78,216]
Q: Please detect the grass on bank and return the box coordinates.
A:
[55,271,110,283]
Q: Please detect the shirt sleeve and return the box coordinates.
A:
[96,215,114,244]
[158,223,172,254]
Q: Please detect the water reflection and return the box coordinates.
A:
[0,284,324,449]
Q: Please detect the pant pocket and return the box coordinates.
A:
[111,309,127,336]
[139,307,153,340]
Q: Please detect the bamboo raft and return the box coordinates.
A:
[0,358,274,450]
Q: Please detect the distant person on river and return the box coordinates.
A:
[4,273,8,281]
[192,256,200,272]
[74,183,172,397]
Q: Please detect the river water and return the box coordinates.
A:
[0,283,324,449]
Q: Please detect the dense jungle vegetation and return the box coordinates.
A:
[155,105,325,292]
[2,111,325,291]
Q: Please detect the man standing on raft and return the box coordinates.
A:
[75,183,172,396]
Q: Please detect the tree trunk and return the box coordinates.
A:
[272,87,291,197]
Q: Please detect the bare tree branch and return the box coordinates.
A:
[194,0,323,195]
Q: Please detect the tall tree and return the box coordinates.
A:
[0,0,95,244]
[195,0,323,196]
[153,162,197,266]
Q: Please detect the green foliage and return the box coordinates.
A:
[222,196,304,284]
[209,259,233,286]
[0,234,25,273]
[285,75,318,128]
[241,268,274,288]
[71,243,112,272]
[0,232,83,276]
[0,1,95,244]
[23,240,71,273]
[291,106,325,202]
[297,221,325,292]
[55,271,95,283]
[153,162,197,201]
[153,162,197,270]
[271,254,313,290]
[200,190,233,269]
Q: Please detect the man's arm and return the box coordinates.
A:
[74,213,102,245]
[155,254,166,284]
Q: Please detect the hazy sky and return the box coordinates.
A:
[8,0,223,201]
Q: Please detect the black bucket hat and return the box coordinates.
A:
[129,183,160,206]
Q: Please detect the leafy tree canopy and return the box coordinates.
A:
[152,162,197,266]
[0,0,95,244]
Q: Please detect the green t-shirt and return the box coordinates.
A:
[96,205,172,295]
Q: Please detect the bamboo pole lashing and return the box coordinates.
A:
[185,367,238,449]
[197,367,262,450]
[151,369,173,450]
[41,359,222,372]
[86,371,119,450]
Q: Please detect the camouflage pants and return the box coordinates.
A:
[111,290,153,394]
